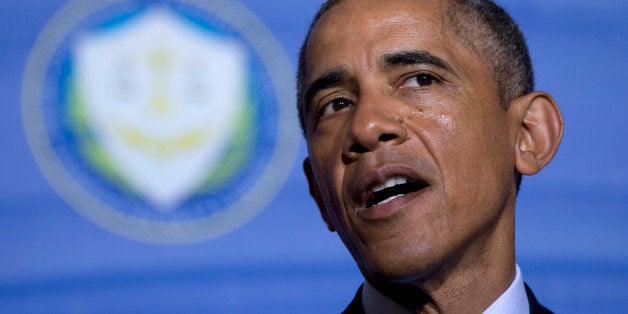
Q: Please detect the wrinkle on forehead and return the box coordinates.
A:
[305,0,466,77]
[317,0,451,32]
[302,0,498,113]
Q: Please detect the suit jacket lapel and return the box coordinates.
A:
[343,284,365,314]
[525,283,553,314]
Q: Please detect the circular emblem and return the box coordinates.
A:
[21,0,299,244]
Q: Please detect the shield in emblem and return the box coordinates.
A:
[73,8,247,211]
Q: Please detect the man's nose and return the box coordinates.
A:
[342,92,407,160]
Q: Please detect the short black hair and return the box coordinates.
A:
[447,0,534,107]
[296,0,532,189]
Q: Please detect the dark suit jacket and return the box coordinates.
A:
[342,283,552,314]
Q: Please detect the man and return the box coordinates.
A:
[297,0,563,313]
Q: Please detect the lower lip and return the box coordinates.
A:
[355,188,427,222]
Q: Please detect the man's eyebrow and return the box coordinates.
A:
[303,69,350,114]
[382,50,456,74]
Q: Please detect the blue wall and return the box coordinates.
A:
[1,0,626,312]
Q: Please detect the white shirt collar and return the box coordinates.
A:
[362,264,529,314]
[483,264,529,314]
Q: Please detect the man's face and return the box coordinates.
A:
[303,0,520,281]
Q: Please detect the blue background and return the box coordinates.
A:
[1,0,626,312]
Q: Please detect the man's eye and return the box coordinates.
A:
[320,98,352,116]
[404,73,437,87]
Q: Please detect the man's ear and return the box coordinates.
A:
[303,158,335,232]
[509,91,564,175]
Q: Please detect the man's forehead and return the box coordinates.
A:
[304,0,462,77]
[312,0,448,38]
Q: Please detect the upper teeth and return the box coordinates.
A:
[372,176,407,192]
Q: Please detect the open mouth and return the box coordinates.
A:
[365,176,428,208]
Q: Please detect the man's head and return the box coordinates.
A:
[298,0,536,191]
[299,0,563,294]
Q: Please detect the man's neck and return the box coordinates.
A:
[365,211,517,313]
[363,264,526,314]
